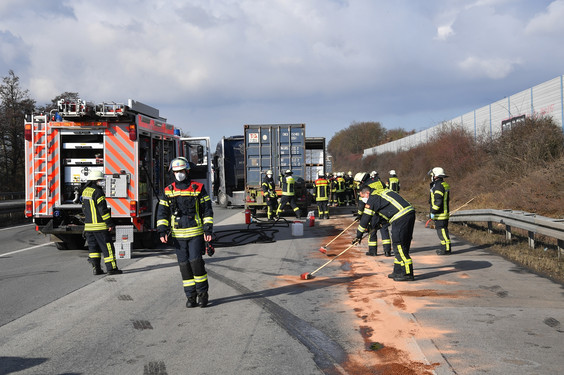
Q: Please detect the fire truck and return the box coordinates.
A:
[24,98,212,250]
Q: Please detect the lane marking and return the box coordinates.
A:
[0,242,53,257]
[0,223,33,232]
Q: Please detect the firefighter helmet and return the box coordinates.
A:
[87,170,104,181]
[370,170,378,178]
[266,170,273,175]
[389,170,396,176]
[285,169,293,175]
[318,171,325,178]
[170,157,190,172]
[347,171,352,176]
[430,167,447,178]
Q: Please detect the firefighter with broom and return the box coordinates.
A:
[353,185,416,281]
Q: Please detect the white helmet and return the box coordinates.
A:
[87,170,104,181]
[430,167,447,178]
[370,170,378,178]
[285,169,293,175]
[347,171,352,176]
[389,170,396,176]
[266,169,273,176]
[170,157,190,172]
[318,171,325,178]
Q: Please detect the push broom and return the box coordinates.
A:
[302,234,365,280]
[318,220,357,254]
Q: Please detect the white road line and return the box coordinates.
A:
[0,223,33,232]
[0,242,53,257]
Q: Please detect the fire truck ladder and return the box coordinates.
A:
[32,114,49,214]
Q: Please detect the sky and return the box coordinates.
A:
[1,0,564,148]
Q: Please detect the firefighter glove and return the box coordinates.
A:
[206,242,215,257]
[352,236,362,245]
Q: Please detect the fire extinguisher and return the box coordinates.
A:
[245,208,251,224]
[308,211,315,227]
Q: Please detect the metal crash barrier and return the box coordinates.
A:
[450,209,564,259]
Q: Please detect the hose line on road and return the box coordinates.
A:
[211,217,291,247]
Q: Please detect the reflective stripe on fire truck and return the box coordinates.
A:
[105,124,135,216]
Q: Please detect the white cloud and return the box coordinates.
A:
[526,0,564,34]
[458,56,521,79]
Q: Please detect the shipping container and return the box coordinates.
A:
[243,124,310,215]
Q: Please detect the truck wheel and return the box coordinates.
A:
[218,191,229,208]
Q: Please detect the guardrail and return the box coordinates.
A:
[0,191,25,200]
[450,209,564,259]
[0,200,27,227]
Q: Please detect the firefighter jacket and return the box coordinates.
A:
[314,178,329,201]
[345,175,354,191]
[82,183,114,231]
[356,189,414,237]
[365,177,385,192]
[336,176,346,193]
[157,179,213,239]
[429,178,450,221]
[281,175,296,196]
[388,177,400,192]
[262,176,277,198]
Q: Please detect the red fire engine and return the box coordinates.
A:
[24,98,212,250]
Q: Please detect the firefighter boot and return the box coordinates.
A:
[87,258,105,275]
[186,293,199,308]
[198,292,209,308]
[107,265,123,275]
[383,245,392,257]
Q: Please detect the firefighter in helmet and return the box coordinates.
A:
[81,170,122,275]
[275,169,301,219]
[429,167,451,255]
[314,171,330,219]
[157,157,214,308]
[262,169,277,220]
[354,185,416,281]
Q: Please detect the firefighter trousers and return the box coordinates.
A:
[316,200,329,219]
[85,230,119,271]
[276,195,300,218]
[380,223,392,255]
[266,196,278,219]
[391,212,415,277]
[434,219,451,254]
[173,236,209,299]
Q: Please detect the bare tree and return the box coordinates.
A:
[0,70,35,192]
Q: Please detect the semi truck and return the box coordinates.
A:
[212,135,246,207]
[24,98,212,250]
[243,124,325,217]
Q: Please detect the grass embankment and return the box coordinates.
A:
[346,116,564,283]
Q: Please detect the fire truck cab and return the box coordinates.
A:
[24,98,211,250]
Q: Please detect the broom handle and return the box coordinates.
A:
[324,220,357,247]
[451,197,476,214]
[310,243,355,276]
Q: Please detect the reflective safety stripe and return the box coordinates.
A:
[157,219,169,227]
[89,253,101,259]
[172,226,204,238]
[389,205,414,223]
[183,279,196,287]
[194,274,208,283]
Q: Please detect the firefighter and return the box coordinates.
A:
[329,173,337,206]
[429,167,451,255]
[361,171,386,256]
[275,169,301,219]
[262,170,277,220]
[336,172,346,206]
[353,185,416,281]
[81,170,122,275]
[380,169,400,257]
[344,171,354,206]
[314,172,330,219]
[157,157,214,308]
[387,170,400,193]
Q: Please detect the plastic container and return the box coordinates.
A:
[292,221,304,236]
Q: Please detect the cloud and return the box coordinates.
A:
[0,0,562,147]
[526,0,564,34]
[458,56,522,79]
